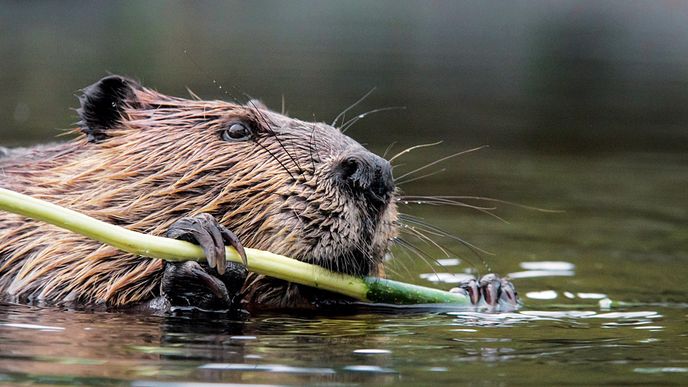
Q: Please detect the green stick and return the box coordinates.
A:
[0,187,469,305]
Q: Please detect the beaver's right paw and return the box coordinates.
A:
[166,213,247,275]
[450,273,518,308]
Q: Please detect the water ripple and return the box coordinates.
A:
[198,363,336,375]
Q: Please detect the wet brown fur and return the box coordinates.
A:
[0,80,398,308]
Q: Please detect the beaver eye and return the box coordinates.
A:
[221,122,253,142]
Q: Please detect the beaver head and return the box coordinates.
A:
[75,75,398,277]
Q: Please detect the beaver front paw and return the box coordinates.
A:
[450,273,518,308]
[165,213,247,274]
[161,260,247,310]
[162,214,248,310]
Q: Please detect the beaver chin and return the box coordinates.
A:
[301,203,398,278]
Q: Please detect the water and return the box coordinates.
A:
[1,303,685,385]
[2,2,688,385]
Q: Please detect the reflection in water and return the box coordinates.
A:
[509,270,575,279]
[0,301,682,385]
[520,261,575,271]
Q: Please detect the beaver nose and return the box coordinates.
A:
[336,152,395,206]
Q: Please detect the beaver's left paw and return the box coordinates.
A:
[450,273,518,308]
[166,213,247,274]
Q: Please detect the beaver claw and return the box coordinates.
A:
[166,213,247,275]
[450,273,518,308]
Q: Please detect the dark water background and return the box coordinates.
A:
[1,2,687,385]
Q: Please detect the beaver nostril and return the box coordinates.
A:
[336,153,394,206]
[338,157,361,182]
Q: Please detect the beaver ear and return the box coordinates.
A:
[77,75,141,143]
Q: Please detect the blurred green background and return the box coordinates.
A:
[2,1,687,153]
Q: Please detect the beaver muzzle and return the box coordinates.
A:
[335,151,395,210]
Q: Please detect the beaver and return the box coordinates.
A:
[0,75,513,312]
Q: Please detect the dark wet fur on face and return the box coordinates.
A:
[0,76,398,308]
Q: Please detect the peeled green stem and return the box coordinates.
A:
[0,187,469,305]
